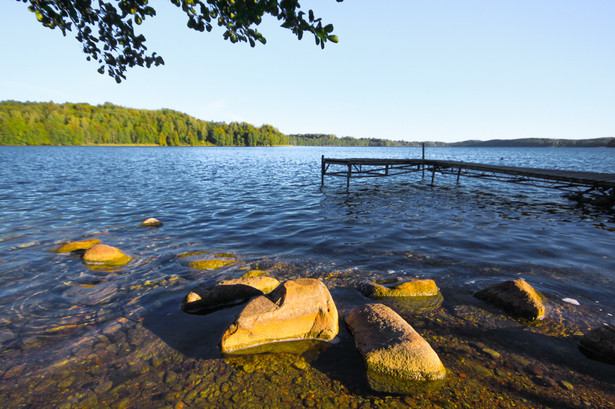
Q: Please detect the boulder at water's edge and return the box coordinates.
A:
[474,279,545,321]
[345,303,446,393]
[220,278,339,353]
[579,325,615,365]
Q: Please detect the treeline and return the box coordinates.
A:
[287,133,415,147]
[1,101,613,148]
[0,101,289,146]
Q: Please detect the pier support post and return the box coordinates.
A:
[422,143,425,179]
[457,167,462,184]
[347,164,352,189]
[321,155,325,185]
[431,166,436,186]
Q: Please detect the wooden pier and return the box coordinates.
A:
[321,156,615,206]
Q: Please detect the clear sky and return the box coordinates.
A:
[1,1,614,142]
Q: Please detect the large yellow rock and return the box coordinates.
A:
[360,279,439,298]
[474,279,545,320]
[346,303,446,393]
[82,244,132,266]
[56,239,101,253]
[182,276,281,315]
[221,278,339,353]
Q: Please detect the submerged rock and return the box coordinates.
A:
[56,239,101,253]
[141,217,163,227]
[359,279,439,298]
[345,303,446,393]
[220,278,339,354]
[579,324,615,365]
[182,276,281,314]
[189,259,234,270]
[242,270,268,278]
[82,244,132,266]
[474,279,545,320]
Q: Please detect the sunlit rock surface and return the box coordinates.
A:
[474,278,545,320]
[182,276,281,315]
[82,244,132,266]
[141,217,163,227]
[359,279,440,298]
[221,278,339,354]
[56,239,101,253]
[345,303,446,393]
[579,324,615,364]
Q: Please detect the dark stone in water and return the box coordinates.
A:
[181,284,264,315]
[579,324,615,365]
[474,279,545,321]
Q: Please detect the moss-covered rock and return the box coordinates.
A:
[56,239,102,253]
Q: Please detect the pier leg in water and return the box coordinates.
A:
[347,164,352,189]
[321,155,325,186]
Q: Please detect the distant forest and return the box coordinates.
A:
[1,101,613,147]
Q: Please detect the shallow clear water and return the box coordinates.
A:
[1,146,615,408]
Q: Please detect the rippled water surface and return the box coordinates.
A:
[1,146,615,408]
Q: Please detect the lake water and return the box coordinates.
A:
[1,146,614,408]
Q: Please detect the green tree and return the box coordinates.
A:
[21,0,342,83]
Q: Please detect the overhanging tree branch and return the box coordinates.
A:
[21,0,342,83]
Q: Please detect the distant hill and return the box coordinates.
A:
[448,138,615,148]
[1,100,613,147]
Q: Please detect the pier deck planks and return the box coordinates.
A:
[321,157,615,200]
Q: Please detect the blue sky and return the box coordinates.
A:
[1,1,613,142]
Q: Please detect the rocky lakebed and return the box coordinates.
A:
[1,218,614,409]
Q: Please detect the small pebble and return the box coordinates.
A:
[482,348,501,359]
[559,380,574,390]
[293,360,308,370]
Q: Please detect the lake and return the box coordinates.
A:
[1,146,614,408]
